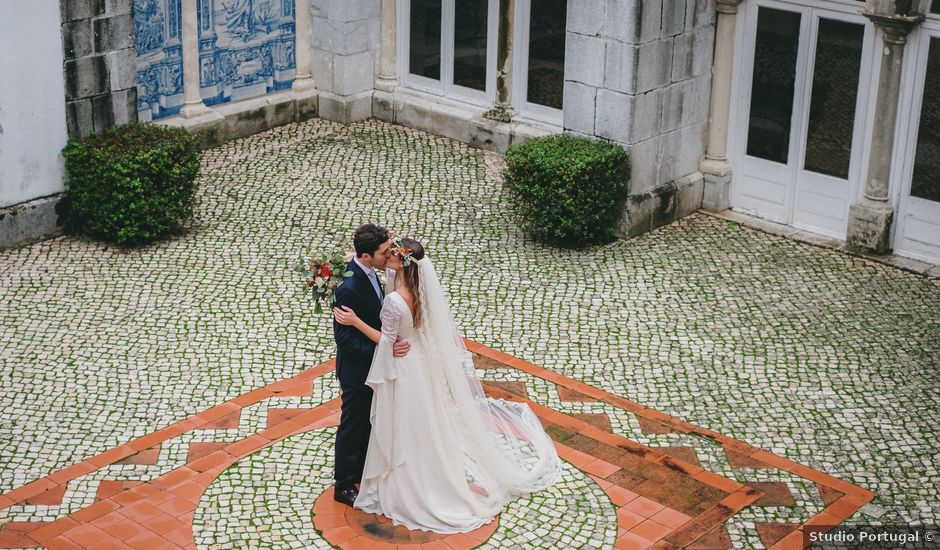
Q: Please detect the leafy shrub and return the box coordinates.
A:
[502,134,631,248]
[60,121,201,246]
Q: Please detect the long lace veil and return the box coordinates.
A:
[412,255,562,509]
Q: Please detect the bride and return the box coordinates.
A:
[332,236,562,533]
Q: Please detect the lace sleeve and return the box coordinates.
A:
[379,294,402,344]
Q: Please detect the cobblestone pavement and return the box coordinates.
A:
[0,118,938,548]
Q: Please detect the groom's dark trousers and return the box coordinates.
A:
[332,258,384,492]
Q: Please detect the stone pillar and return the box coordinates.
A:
[375,0,398,91]
[846,1,924,254]
[700,0,743,212]
[179,0,211,118]
[484,0,515,122]
[292,0,316,92]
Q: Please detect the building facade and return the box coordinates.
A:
[0,0,938,266]
[723,0,940,264]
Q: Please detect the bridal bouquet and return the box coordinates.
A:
[293,250,354,313]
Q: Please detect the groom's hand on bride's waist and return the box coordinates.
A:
[392,337,410,358]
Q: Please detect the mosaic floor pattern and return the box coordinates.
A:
[0,343,872,550]
[2,117,937,548]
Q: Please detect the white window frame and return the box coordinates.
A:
[889,15,940,263]
[930,0,940,18]
[511,0,565,126]
[398,0,498,107]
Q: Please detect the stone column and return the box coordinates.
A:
[484,0,515,122]
[375,0,398,91]
[846,1,924,254]
[179,0,211,117]
[700,0,743,211]
[292,0,316,92]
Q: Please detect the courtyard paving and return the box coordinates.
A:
[0,118,937,549]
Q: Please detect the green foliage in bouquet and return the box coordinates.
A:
[502,134,631,248]
[59,121,202,246]
[293,250,355,313]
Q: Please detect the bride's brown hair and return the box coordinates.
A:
[395,237,426,328]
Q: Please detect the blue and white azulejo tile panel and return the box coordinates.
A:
[197,0,296,106]
[135,0,185,121]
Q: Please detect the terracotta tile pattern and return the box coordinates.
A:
[657,446,701,468]
[266,407,315,429]
[686,524,734,549]
[200,410,241,430]
[114,445,161,466]
[481,384,755,549]
[748,482,797,507]
[485,381,529,399]
[313,487,500,548]
[0,521,48,548]
[635,415,677,435]
[724,447,773,469]
[95,481,144,501]
[756,522,803,547]
[464,341,877,550]
[0,344,875,549]
[185,442,228,463]
[556,385,600,402]
[572,412,614,432]
[24,484,68,506]
[816,484,845,506]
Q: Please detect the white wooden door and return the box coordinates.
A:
[894,28,940,264]
[732,1,874,239]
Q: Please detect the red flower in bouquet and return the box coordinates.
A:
[293,250,355,313]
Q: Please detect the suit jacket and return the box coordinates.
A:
[333,257,385,388]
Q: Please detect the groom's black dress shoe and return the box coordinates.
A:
[334,486,359,507]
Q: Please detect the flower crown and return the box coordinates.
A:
[390,234,417,267]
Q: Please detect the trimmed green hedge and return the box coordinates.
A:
[503,134,631,248]
[60,122,201,246]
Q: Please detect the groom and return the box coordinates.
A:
[332,223,410,507]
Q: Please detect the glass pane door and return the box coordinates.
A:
[895,33,940,264]
[911,38,940,204]
[452,0,488,92]
[525,0,567,109]
[408,0,442,80]
[802,19,865,179]
[734,3,809,224]
[790,14,870,239]
[746,7,802,164]
[734,2,872,238]
[513,0,567,123]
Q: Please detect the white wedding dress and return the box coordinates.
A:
[353,256,562,533]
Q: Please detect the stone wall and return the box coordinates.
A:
[1,0,138,249]
[61,0,138,138]
[565,0,714,195]
[3,0,719,249]
[309,0,380,122]
[561,0,715,237]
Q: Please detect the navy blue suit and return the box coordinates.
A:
[332,257,384,491]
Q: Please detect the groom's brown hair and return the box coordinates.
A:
[353,223,390,257]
